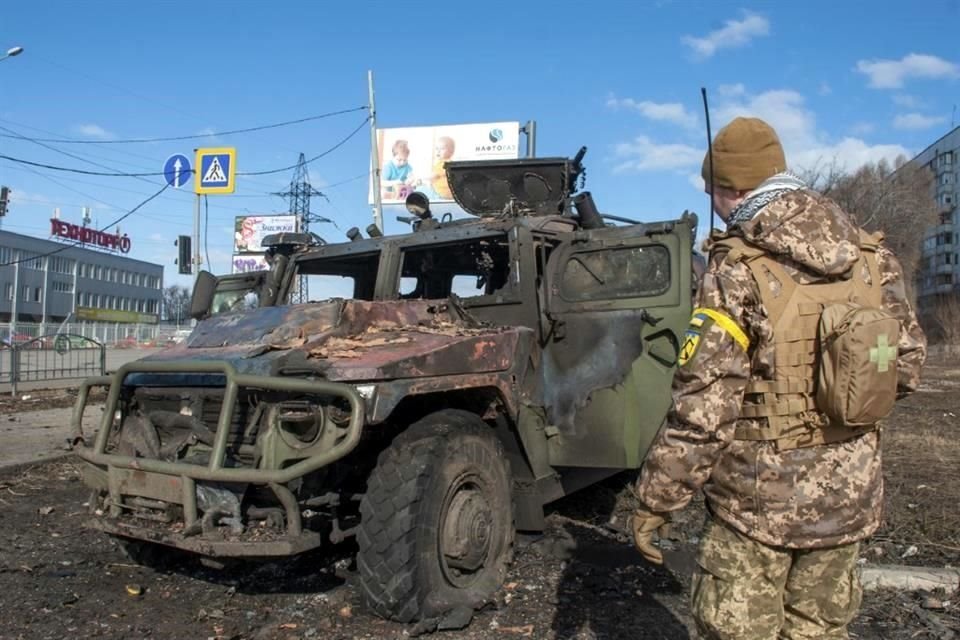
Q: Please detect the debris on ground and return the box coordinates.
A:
[0,354,957,638]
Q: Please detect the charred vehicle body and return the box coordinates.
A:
[74,150,695,621]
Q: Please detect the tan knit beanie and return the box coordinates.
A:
[701,117,786,191]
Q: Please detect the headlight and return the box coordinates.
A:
[275,401,324,449]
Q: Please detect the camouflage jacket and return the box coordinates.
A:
[635,187,927,549]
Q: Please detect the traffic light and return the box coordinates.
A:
[176,235,192,274]
[0,186,10,217]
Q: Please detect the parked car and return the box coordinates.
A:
[2,333,40,348]
[48,334,97,352]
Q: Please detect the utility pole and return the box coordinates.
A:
[10,250,19,339]
[274,153,331,303]
[192,192,201,292]
[369,70,383,233]
[522,120,537,158]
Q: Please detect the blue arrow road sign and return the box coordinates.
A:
[163,154,192,189]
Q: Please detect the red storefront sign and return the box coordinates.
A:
[50,219,132,253]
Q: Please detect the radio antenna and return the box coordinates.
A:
[701,87,716,234]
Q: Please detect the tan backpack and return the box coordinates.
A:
[817,302,901,427]
[713,230,900,449]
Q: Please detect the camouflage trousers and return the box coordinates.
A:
[691,518,862,640]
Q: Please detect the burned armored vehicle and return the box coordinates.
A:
[73,150,695,621]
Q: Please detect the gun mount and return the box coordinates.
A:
[445,146,587,217]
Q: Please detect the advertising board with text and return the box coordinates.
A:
[76,307,159,325]
[234,215,298,253]
[231,254,270,274]
[371,122,521,205]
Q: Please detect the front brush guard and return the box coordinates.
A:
[73,360,365,555]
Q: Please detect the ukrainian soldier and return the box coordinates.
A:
[632,117,927,640]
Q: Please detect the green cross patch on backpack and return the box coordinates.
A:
[816,302,901,428]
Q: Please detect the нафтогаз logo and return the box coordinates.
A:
[488,128,504,143]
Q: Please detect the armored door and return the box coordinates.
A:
[540,219,693,468]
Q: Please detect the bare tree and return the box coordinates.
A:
[162,285,191,325]
[931,294,960,353]
[799,157,938,302]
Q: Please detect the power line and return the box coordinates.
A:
[0,183,171,267]
[0,124,145,174]
[0,122,250,219]
[238,117,371,176]
[0,117,288,192]
[0,159,174,224]
[32,55,201,120]
[0,116,371,179]
[321,171,371,189]
[0,125,180,185]
[0,153,173,177]
[0,158,271,221]
[0,123,233,222]
[0,107,368,144]
[0,116,188,168]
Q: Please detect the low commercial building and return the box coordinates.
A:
[0,221,163,338]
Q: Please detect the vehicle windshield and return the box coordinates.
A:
[211,288,259,314]
[208,272,266,316]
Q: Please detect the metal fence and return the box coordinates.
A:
[2,333,106,395]
[0,321,163,348]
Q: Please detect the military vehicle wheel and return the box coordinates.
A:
[358,410,514,622]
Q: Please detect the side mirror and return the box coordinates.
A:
[190,271,217,320]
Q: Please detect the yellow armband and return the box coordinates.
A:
[678,308,750,367]
[693,308,750,352]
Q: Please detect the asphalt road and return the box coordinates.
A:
[0,405,102,469]
[0,347,154,469]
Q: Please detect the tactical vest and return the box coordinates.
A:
[712,230,888,451]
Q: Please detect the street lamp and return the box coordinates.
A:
[0,46,24,62]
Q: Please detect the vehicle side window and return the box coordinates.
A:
[399,235,513,301]
[561,245,670,301]
[450,275,484,297]
[303,274,358,301]
[295,252,379,301]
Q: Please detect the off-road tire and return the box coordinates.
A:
[357,410,514,622]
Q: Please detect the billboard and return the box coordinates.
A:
[234,215,298,254]
[231,254,270,274]
[371,121,521,205]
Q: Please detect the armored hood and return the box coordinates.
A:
[730,179,861,277]
[143,299,530,381]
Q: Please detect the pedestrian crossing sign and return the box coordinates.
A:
[195,147,236,194]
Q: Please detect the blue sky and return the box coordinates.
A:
[2,0,959,289]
